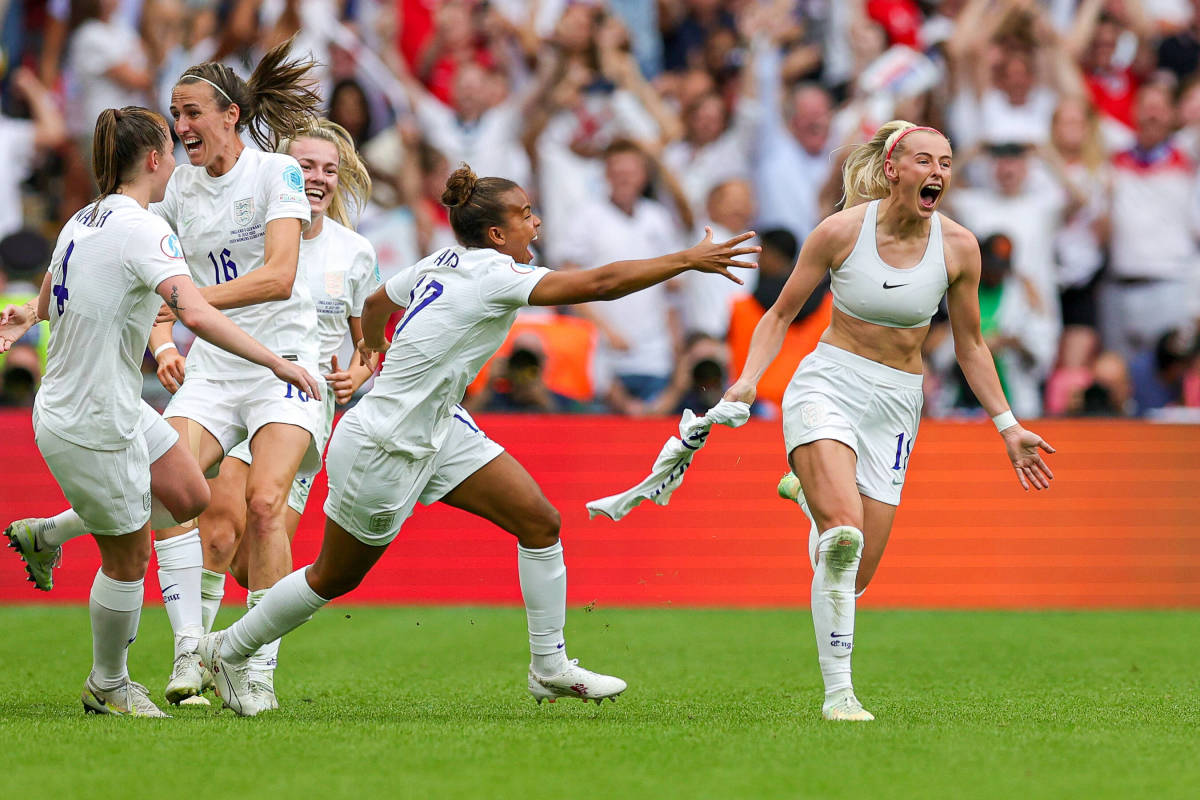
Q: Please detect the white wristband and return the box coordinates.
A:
[153,342,177,359]
[992,410,1018,432]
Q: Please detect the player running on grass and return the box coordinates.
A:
[198,163,759,716]
[5,107,318,716]
[724,121,1055,721]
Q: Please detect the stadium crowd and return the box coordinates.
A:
[1,0,1198,420]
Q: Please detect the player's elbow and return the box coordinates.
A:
[265,278,293,302]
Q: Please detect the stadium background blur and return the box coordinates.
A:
[0,1,1197,610]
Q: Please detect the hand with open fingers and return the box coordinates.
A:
[323,355,356,405]
[688,227,760,284]
[722,379,756,406]
[156,350,187,394]
[156,304,177,325]
[0,303,36,353]
[1002,425,1056,491]
[275,361,322,402]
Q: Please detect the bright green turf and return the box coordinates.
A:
[1,606,1197,800]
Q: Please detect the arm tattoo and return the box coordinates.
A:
[167,284,185,313]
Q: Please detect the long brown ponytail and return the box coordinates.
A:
[90,106,170,220]
[176,35,321,151]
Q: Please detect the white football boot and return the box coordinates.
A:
[821,688,875,722]
[247,670,279,712]
[165,648,206,705]
[197,631,261,717]
[528,659,627,705]
[82,676,169,718]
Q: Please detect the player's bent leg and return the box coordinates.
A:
[440,453,625,704]
[789,440,873,721]
[148,435,210,528]
[202,519,382,716]
[858,495,897,594]
[85,527,168,718]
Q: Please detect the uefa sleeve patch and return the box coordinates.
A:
[160,233,184,259]
[283,164,304,192]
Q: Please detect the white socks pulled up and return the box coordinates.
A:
[154,531,203,656]
[517,541,569,677]
[811,526,863,699]
[221,568,327,663]
[88,570,144,690]
[200,568,225,633]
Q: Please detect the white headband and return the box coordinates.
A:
[181,75,234,105]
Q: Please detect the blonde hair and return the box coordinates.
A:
[840,120,949,208]
[278,119,372,227]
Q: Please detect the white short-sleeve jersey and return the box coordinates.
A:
[152,148,316,378]
[304,218,380,374]
[35,195,190,449]
[352,245,549,458]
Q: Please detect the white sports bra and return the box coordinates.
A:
[830,200,949,329]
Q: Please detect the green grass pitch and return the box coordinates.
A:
[1,605,1197,800]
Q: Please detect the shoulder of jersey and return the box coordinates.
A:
[325,218,375,255]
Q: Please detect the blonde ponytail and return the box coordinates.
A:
[841,121,948,208]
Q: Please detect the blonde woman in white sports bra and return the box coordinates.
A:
[724,121,1056,722]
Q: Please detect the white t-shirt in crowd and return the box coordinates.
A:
[152,148,315,379]
[304,218,380,375]
[559,197,683,379]
[36,195,190,449]
[0,117,36,239]
[412,93,531,189]
[662,99,760,219]
[353,245,550,458]
[66,19,150,138]
[948,86,1058,150]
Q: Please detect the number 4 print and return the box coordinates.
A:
[53,241,75,316]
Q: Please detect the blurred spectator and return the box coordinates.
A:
[467,333,583,414]
[1101,82,1200,361]
[946,0,1085,150]
[327,77,374,147]
[651,333,731,416]
[929,234,1058,418]
[678,178,757,341]
[726,228,831,418]
[0,68,67,239]
[1067,0,1154,149]
[0,229,51,405]
[1041,97,1110,369]
[660,0,736,73]
[560,140,687,414]
[1130,327,1200,415]
[951,141,1064,318]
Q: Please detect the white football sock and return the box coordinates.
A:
[246,589,281,675]
[154,531,203,656]
[517,541,568,676]
[221,568,327,663]
[200,568,226,633]
[811,526,863,699]
[38,510,86,548]
[88,570,144,690]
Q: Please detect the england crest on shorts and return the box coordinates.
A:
[233,197,254,227]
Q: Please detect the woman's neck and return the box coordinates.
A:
[304,212,325,240]
[206,138,245,178]
[115,181,153,209]
[878,194,930,239]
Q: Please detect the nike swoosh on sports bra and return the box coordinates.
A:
[830,199,949,328]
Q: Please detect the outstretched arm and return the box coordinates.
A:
[527,228,758,307]
[944,230,1055,491]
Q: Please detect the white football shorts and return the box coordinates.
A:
[164,367,324,477]
[34,411,152,536]
[227,389,336,515]
[139,401,179,463]
[782,342,923,506]
[417,405,505,506]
